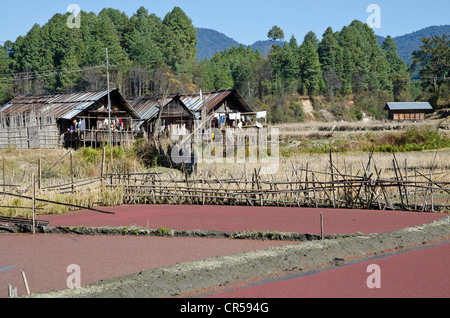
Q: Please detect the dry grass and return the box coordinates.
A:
[1,121,449,217]
[0,146,144,190]
[196,149,450,184]
[0,183,125,218]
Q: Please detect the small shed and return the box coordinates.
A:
[384,102,433,121]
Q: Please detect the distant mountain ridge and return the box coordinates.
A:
[196,28,241,61]
[377,25,450,65]
[197,25,450,64]
[196,28,283,60]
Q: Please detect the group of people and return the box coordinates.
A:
[98,118,124,131]
[211,111,267,130]
[68,119,84,133]
[67,118,126,134]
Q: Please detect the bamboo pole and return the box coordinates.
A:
[37,158,41,190]
[320,212,324,240]
[392,159,405,209]
[430,169,434,212]
[2,156,5,194]
[32,174,36,235]
[329,149,336,208]
[21,269,30,295]
[414,170,417,211]
[70,152,74,194]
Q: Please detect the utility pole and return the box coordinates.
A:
[106,48,112,148]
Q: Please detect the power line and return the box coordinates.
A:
[0,65,105,82]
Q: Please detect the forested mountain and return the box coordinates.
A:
[196,28,240,61]
[0,7,199,99]
[249,40,284,56]
[377,25,450,65]
[0,6,448,123]
[198,25,450,65]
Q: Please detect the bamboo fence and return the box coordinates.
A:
[0,150,449,215]
[104,153,449,212]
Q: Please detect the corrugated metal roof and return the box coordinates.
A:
[129,89,254,121]
[180,90,234,113]
[129,94,178,121]
[385,102,433,111]
[0,89,139,120]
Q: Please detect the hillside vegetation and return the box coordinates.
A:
[0,6,448,124]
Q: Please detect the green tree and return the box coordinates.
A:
[299,31,323,96]
[58,47,81,92]
[338,20,391,94]
[382,36,410,101]
[85,14,130,67]
[267,26,285,42]
[124,7,164,69]
[162,7,198,74]
[318,27,340,72]
[319,27,343,97]
[98,8,129,42]
[268,39,300,94]
[11,23,55,92]
[0,45,12,103]
[411,34,450,107]
[0,45,9,73]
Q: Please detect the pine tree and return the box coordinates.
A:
[0,45,8,74]
[87,15,130,68]
[0,45,12,103]
[338,21,391,94]
[319,27,343,97]
[124,7,164,70]
[267,26,285,42]
[162,7,198,75]
[412,34,450,107]
[382,36,410,100]
[58,48,81,92]
[318,27,340,72]
[98,8,129,42]
[299,31,323,96]
[11,23,55,93]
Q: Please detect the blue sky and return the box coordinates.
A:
[0,0,449,45]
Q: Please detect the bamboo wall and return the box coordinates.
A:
[0,112,60,149]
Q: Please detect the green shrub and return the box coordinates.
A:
[79,147,101,164]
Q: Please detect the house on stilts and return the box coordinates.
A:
[129,89,266,139]
[0,89,139,149]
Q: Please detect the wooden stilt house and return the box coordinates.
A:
[0,89,139,149]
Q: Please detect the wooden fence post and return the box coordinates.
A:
[2,156,5,194]
[21,269,30,295]
[70,152,74,194]
[38,158,41,190]
[329,149,336,208]
[320,212,324,240]
[8,284,17,298]
[101,147,106,185]
[32,174,36,235]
